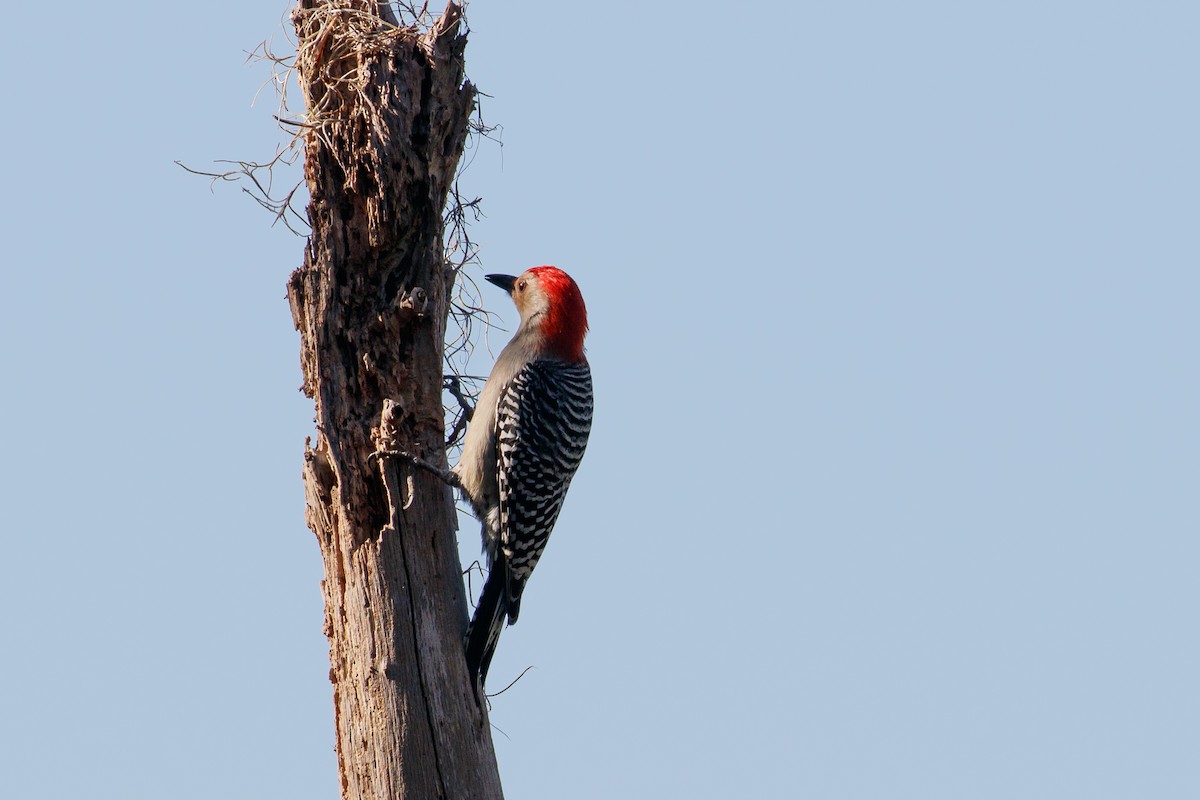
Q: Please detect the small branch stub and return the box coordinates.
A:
[395,286,431,324]
[376,399,417,510]
[374,397,462,498]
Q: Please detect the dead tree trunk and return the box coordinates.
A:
[285,2,502,798]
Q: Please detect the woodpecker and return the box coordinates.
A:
[456,266,593,688]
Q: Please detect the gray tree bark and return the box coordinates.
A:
[285,2,503,797]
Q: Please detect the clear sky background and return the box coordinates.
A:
[2,1,1198,798]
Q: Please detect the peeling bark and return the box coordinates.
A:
[286,2,502,797]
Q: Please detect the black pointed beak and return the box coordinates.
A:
[485,273,517,293]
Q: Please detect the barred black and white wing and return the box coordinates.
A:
[494,359,593,622]
[463,358,592,688]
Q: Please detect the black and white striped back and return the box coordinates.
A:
[494,358,593,621]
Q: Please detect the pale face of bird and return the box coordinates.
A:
[485,269,550,326]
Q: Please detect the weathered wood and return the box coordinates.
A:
[286,2,502,797]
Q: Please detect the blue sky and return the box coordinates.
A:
[2,1,1198,797]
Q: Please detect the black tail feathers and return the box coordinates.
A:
[464,562,508,689]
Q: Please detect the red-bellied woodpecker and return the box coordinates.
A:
[457,266,593,688]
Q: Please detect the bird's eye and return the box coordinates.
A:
[517,280,527,292]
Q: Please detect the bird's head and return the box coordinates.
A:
[486,266,588,362]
